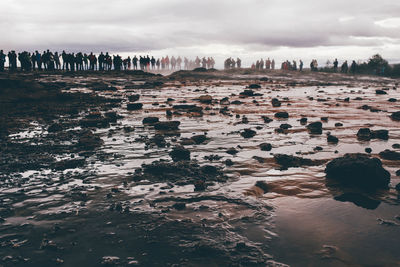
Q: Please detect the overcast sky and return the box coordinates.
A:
[2,0,400,67]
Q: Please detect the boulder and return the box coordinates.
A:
[154,121,180,130]
[325,153,390,188]
[379,149,400,160]
[307,121,322,134]
[240,128,256,138]
[127,103,143,110]
[274,112,289,119]
[169,146,190,162]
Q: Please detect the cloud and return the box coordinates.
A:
[1,0,400,64]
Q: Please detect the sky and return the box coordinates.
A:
[2,0,400,68]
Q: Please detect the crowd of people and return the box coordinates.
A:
[250,58,275,70]
[224,58,242,69]
[0,50,215,72]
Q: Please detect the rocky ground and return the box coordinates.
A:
[0,69,399,266]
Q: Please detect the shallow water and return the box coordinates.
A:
[1,71,400,266]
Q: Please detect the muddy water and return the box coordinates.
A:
[1,71,400,266]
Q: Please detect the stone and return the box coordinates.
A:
[259,143,272,151]
[169,146,190,162]
[274,112,289,119]
[325,153,390,188]
[379,149,400,160]
[127,103,143,110]
[307,121,322,134]
[240,128,256,138]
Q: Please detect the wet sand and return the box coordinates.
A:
[0,69,399,266]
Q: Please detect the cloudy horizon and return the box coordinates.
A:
[2,0,400,68]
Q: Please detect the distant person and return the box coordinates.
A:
[0,50,5,71]
[260,59,264,69]
[236,58,241,68]
[271,59,275,70]
[341,60,348,73]
[151,56,156,70]
[156,58,160,70]
[299,60,303,71]
[266,58,271,69]
[350,60,357,74]
[176,56,182,70]
[132,55,138,70]
[333,58,338,72]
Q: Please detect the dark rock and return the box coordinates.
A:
[379,149,400,160]
[154,121,180,130]
[335,122,343,127]
[392,143,400,149]
[274,112,289,119]
[321,117,328,122]
[271,98,281,107]
[172,202,186,210]
[280,123,292,129]
[254,181,269,193]
[169,146,190,162]
[325,153,390,188]
[327,134,339,144]
[262,116,273,123]
[173,105,203,113]
[240,128,256,138]
[128,94,140,102]
[300,118,308,125]
[396,183,400,191]
[231,100,243,105]
[372,129,389,140]
[240,90,254,96]
[388,98,397,102]
[191,135,207,144]
[194,180,206,191]
[390,111,400,121]
[259,143,272,151]
[376,89,387,95]
[248,84,261,89]
[198,95,213,104]
[225,159,234,166]
[357,128,371,140]
[365,147,372,153]
[52,159,85,171]
[127,103,143,110]
[142,117,159,124]
[226,147,239,155]
[307,121,323,134]
[274,154,323,169]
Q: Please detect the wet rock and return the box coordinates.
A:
[396,183,400,191]
[104,111,120,123]
[254,181,269,193]
[194,180,206,191]
[128,94,140,102]
[357,128,371,140]
[379,149,400,160]
[240,89,255,96]
[127,103,143,110]
[372,129,389,140]
[396,170,400,176]
[279,123,292,130]
[169,146,190,162]
[226,147,239,155]
[260,143,272,151]
[271,98,281,107]
[262,116,273,123]
[248,84,261,89]
[173,104,203,113]
[225,159,234,166]
[274,154,323,169]
[274,112,289,119]
[307,121,323,134]
[154,121,180,130]
[327,134,339,144]
[219,97,230,105]
[390,111,400,121]
[149,134,166,148]
[300,118,308,125]
[191,135,207,144]
[335,122,343,127]
[240,128,256,138]
[375,89,387,95]
[231,100,243,105]
[388,98,397,102]
[172,202,186,210]
[198,95,213,104]
[365,147,372,153]
[142,117,159,125]
[325,153,390,188]
[392,144,400,149]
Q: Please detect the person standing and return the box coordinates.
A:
[0,50,6,71]
[333,58,338,72]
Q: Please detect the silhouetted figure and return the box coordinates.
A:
[98,52,105,71]
[271,59,275,70]
[0,50,6,71]
[341,60,348,73]
[176,56,182,70]
[236,58,241,68]
[156,58,160,70]
[132,55,138,70]
[350,60,357,74]
[333,58,338,72]
[8,51,17,71]
[151,56,156,70]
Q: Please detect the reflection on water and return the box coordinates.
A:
[1,71,400,266]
